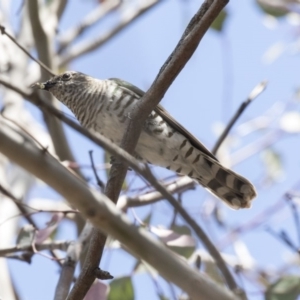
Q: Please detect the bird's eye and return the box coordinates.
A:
[62,73,71,81]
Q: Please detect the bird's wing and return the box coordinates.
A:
[109,78,218,161]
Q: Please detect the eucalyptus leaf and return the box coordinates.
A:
[108,276,134,300]
[211,9,228,32]
[265,276,300,300]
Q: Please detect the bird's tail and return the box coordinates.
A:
[190,153,256,209]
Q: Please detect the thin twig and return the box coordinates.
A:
[27,0,81,167]
[0,240,71,256]
[54,223,94,300]
[0,116,239,300]
[169,193,182,228]
[1,110,49,153]
[212,80,268,155]
[1,76,239,294]
[69,0,241,298]
[231,130,283,166]
[2,2,239,295]
[58,0,161,66]
[265,227,299,254]
[285,193,300,247]
[0,184,37,229]
[119,177,195,209]
[218,182,300,249]
[89,150,105,191]
[57,0,121,53]
[0,24,55,76]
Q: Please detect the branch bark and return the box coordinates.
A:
[54,223,93,300]
[0,240,71,256]
[27,0,78,163]
[57,0,121,53]
[58,0,161,66]
[118,176,196,209]
[0,77,240,296]
[68,0,241,299]
[0,120,238,300]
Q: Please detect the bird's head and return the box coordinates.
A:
[32,71,92,101]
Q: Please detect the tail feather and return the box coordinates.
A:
[193,155,256,209]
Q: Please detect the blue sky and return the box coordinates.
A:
[6,0,300,299]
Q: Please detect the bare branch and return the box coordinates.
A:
[231,130,283,165]
[27,0,56,78]
[212,80,268,155]
[58,0,161,66]
[285,194,300,247]
[0,120,239,300]
[69,0,242,298]
[118,176,195,209]
[0,240,71,256]
[27,0,80,166]
[57,0,121,53]
[52,0,68,20]
[1,77,239,295]
[54,223,94,300]
[0,25,55,76]
[0,183,37,229]
[89,150,105,191]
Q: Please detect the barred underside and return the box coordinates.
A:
[43,71,257,210]
[192,155,256,209]
[147,135,257,210]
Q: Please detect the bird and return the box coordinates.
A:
[34,71,256,209]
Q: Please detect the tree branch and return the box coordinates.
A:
[0,120,238,300]
[69,0,242,299]
[54,223,94,300]
[212,80,268,155]
[0,25,55,76]
[1,76,239,295]
[57,0,121,54]
[118,176,195,209]
[27,0,79,164]
[0,240,71,256]
[58,0,161,66]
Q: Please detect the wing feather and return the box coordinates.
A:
[109,78,218,161]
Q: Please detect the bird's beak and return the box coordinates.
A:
[31,80,56,91]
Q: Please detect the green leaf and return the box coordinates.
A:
[210,9,228,32]
[168,225,195,258]
[133,260,158,277]
[261,149,283,182]
[265,276,300,300]
[256,0,289,17]
[171,224,191,236]
[104,151,112,179]
[204,261,224,285]
[142,211,152,226]
[16,224,35,247]
[108,276,134,300]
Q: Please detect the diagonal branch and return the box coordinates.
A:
[58,0,161,66]
[27,0,78,164]
[57,0,121,53]
[0,240,71,256]
[0,119,238,300]
[212,80,268,155]
[54,223,94,300]
[69,1,242,299]
[118,176,196,209]
[0,25,55,76]
[1,76,239,295]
